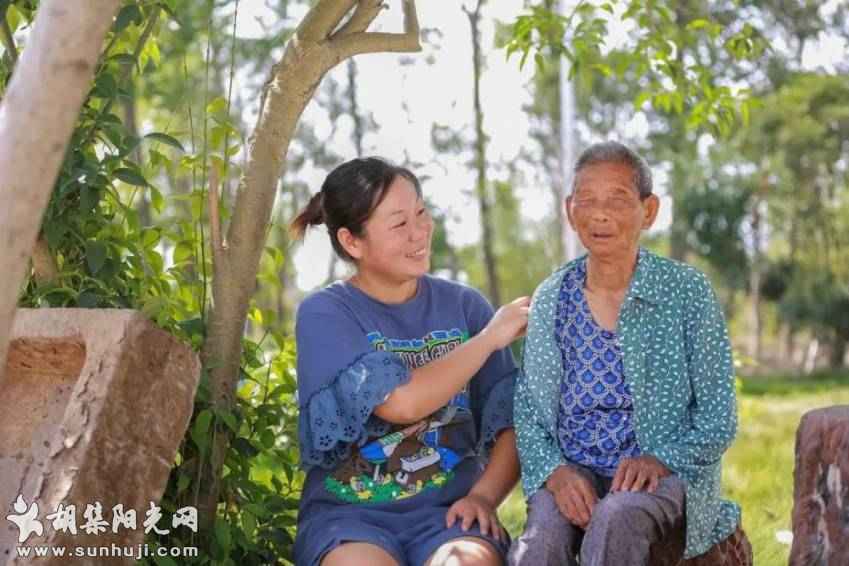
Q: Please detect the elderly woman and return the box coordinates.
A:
[509,141,741,566]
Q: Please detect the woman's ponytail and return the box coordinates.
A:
[290,191,324,240]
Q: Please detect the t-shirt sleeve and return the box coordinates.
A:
[295,293,411,470]
[464,288,518,455]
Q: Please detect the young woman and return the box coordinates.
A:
[291,157,529,566]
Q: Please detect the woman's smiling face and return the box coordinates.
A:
[566,161,659,258]
[347,175,434,283]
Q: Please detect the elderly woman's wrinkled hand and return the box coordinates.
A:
[611,454,671,493]
[545,464,598,528]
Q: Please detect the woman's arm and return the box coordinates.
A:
[514,375,566,497]
[374,296,529,424]
[445,429,520,542]
[468,429,520,506]
[650,272,737,470]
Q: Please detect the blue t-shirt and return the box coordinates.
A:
[554,260,640,476]
[295,275,516,517]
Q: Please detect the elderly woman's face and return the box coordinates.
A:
[566,161,659,258]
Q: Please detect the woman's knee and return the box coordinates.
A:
[425,537,503,566]
[522,489,573,538]
[590,491,649,529]
[321,542,400,566]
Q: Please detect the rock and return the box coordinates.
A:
[0,309,200,566]
[790,405,849,566]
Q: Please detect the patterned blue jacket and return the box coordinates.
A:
[514,248,740,558]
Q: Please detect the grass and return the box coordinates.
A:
[496,373,849,566]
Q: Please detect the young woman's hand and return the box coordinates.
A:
[481,296,531,350]
[445,492,507,543]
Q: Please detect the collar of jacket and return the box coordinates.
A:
[522,246,660,428]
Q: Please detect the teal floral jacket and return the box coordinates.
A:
[515,248,740,558]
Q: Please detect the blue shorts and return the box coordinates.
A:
[294,501,510,566]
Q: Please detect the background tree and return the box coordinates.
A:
[465,0,501,305]
[0,0,121,381]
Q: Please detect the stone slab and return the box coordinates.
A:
[0,309,200,565]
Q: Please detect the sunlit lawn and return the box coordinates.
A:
[497,373,849,566]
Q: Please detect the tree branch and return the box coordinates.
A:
[208,164,225,265]
[332,0,385,38]
[330,0,420,59]
[297,0,357,42]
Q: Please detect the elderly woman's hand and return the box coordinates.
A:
[545,464,598,528]
[611,454,670,493]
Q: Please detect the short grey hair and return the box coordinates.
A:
[571,141,653,199]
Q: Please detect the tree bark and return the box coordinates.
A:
[465,0,501,306]
[195,0,420,533]
[0,0,121,383]
[748,176,766,364]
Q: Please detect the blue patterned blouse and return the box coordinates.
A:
[555,261,641,476]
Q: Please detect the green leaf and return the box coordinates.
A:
[5,4,21,34]
[206,97,227,116]
[176,473,191,494]
[241,510,257,536]
[113,167,148,187]
[233,437,259,458]
[214,519,232,554]
[141,228,160,249]
[118,135,141,158]
[80,185,101,212]
[44,220,67,248]
[85,241,108,274]
[77,291,100,308]
[634,91,651,109]
[140,37,161,69]
[113,4,142,33]
[149,185,164,213]
[215,408,239,433]
[191,409,213,452]
[173,241,194,264]
[261,428,276,449]
[108,53,137,66]
[92,72,117,99]
[144,132,185,152]
[178,317,205,338]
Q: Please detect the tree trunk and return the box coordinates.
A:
[749,184,764,364]
[194,0,420,534]
[780,323,797,367]
[466,0,501,306]
[802,337,820,375]
[0,0,121,383]
[668,5,693,263]
[831,333,848,370]
[347,58,365,156]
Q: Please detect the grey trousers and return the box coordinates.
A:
[508,467,686,566]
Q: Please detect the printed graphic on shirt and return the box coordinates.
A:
[325,328,472,503]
